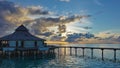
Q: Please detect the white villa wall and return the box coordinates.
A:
[37,41,44,47]
[9,41,16,47]
[18,41,21,47]
[8,41,45,48]
[24,41,34,47]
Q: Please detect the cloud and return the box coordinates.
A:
[95,31,119,39]
[0,0,92,41]
[64,31,120,44]
[94,0,104,6]
[0,1,50,24]
[27,6,50,15]
[0,0,18,36]
[79,38,120,44]
[26,15,90,35]
[66,33,95,42]
[84,31,120,43]
[59,0,70,2]
[0,1,52,36]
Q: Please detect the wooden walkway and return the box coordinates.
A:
[48,46,120,61]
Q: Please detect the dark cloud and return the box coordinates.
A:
[117,36,120,41]
[0,1,18,36]
[82,26,92,29]
[66,33,95,42]
[65,32,120,43]
[29,15,88,35]
[0,1,16,13]
[0,0,52,36]
[39,32,53,37]
[28,6,50,15]
[50,36,62,41]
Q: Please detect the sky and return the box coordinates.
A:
[0,0,120,43]
[7,0,120,33]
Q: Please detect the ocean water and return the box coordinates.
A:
[0,44,120,68]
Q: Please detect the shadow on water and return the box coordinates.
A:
[0,55,56,68]
[0,55,120,68]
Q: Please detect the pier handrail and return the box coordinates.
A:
[48,45,120,61]
[48,45,120,50]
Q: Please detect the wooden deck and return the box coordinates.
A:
[0,46,56,58]
[48,45,120,61]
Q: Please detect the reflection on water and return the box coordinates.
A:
[0,56,120,68]
[0,44,120,68]
[57,44,120,60]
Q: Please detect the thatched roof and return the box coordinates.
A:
[0,25,45,41]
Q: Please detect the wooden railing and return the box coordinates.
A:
[48,46,120,61]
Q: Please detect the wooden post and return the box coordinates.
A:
[22,51,24,56]
[35,41,37,47]
[16,41,18,48]
[70,47,72,56]
[82,48,85,57]
[37,50,39,55]
[21,41,24,48]
[8,41,10,47]
[52,49,54,54]
[34,51,36,59]
[114,49,116,61]
[91,48,93,58]
[75,48,77,56]
[0,41,2,52]
[58,48,59,55]
[0,41,1,48]
[34,51,36,56]
[64,47,66,55]
[101,49,104,60]
[8,51,11,58]
[17,51,20,58]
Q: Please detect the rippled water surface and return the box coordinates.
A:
[0,44,120,68]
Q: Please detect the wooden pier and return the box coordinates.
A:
[49,46,120,61]
[0,47,56,58]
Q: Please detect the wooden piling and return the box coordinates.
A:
[82,48,85,57]
[22,51,24,56]
[91,48,93,58]
[101,49,104,60]
[58,48,59,55]
[70,47,72,55]
[34,51,36,56]
[75,48,77,56]
[8,51,11,58]
[114,49,116,61]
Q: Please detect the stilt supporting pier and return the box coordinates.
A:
[22,51,24,56]
[58,48,59,55]
[75,48,77,56]
[34,51,36,56]
[91,48,93,58]
[64,47,66,55]
[70,47,72,56]
[101,49,104,60]
[114,49,116,61]
[82,48,85,57]
[8,52,11,58]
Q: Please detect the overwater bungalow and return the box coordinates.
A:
[0,25,55,57]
